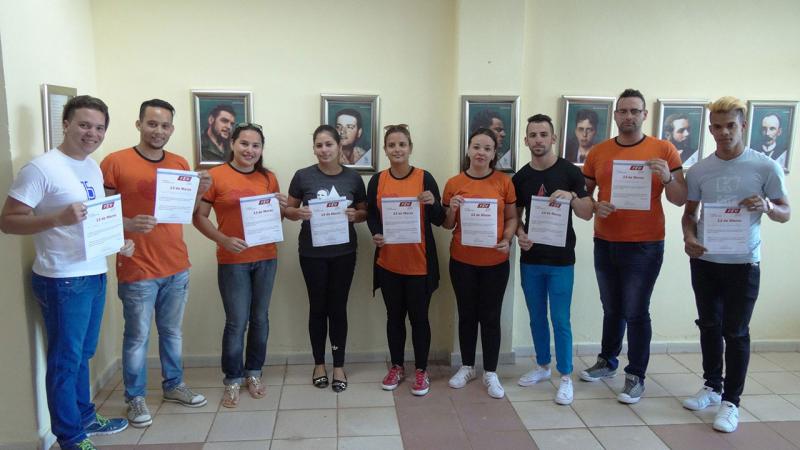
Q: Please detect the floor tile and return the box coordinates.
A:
[505,379,556,402]
[571,398,644,427]
[206,411,275,442]
[741,394,800,421]
[721,421,796,449]
[338,435,404,450]
[602,374,672,397]
[570,376,616,400]
[262,365,286,385]
[98,389,164,418]
[447,377,500,405]
[647,354,691,374]
[530,428,601,450]
[591,425,668,449]
[455,400,526,432]
[158,388,224,414]
[748,353,786,372]
[391,378,452,407]
[629,397,702,425]
[138,412,215,444]
[749,371,800,394]
[765,421,800,447]
[90,423,146,446]
[202,441,270,450]
[278,384,337,409]
[344,362,390,383]
[283,364,317,385]
[395,403,470,449]
[760,352,800,371]
[512,400,585,429]
[649,423,731,450]
[219,385,280,411]
[272,409,337,439]
[647,373,704,397]
[466,430,536,450]
[669,353,703,373]
[692,403,759,423]
[131,444,205,450]
[783,394,800,408]
[744,376,772,395]
[337,382,395,408]
[183,367,225,388]
[338,406,400,436]
[268,438,337,450]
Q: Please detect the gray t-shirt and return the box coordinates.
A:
[288,164,367,258]
[686,148,787,263]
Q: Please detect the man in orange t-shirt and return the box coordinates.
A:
[579,89,687,404]
[101,99,211,428]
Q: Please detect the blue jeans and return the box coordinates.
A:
[119,270,189,399]
[32,273,106,448]
[520,264,574,375]
[594,238,663,379]
[218,259,277,385]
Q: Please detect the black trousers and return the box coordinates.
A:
[690,258,760,406]
[300,253,357,367]
[449,258,510,372]
[378,267,432,370]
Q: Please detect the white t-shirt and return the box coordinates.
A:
[8,149,108,277]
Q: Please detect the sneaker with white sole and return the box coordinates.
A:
[410,369,430,396]
[713,401,739,433]
[163,383,208,407]
[84,413,128,436]
[580,357,617,382]
[518,365,551,386]
[555,376,574,405]
[448,365,476,389]
[682,386,722,411]
[483,371,505,399]
[617,373,645,404]
[381,365,405,391]
[125,396,152,428]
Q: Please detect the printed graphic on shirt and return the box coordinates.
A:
[316,185,352,206]
[82,181,97,200]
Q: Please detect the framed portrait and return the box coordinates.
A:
[656,99,708,169]
[41,84,77,152]
[746,100,797,173]
[560,96,615,165]
[460,95,519,173]
[321,94,380,173]
[192,90,253,168]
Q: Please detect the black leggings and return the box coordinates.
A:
[449,258,509,372]
[378,267,432,370]
[299,253,356,367]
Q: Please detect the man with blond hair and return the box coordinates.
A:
[681,96,790,433]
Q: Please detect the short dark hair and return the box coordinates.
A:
[209,104,236,120]
[618,88,646,107]
[763,113,782,128]
[461,127,498,171]
[335,108,362,130]
[470,109,502,132]
[63,95,109,128]
[663,113,689,138]
[575,109,599,128]
[313,124,341,144]
[527,114,555,134]
[139,99,175,121]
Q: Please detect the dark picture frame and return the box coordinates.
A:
[321,94,380,173]
[746,100,797,173]
[192,90,253,168]
[460,95,519,173]
[41,84,77,152]
[560,96,615,166]
[656,99,708,169]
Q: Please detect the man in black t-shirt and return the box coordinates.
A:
[511,114,594,406]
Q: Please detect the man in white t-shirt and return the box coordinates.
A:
[0,96,132,450]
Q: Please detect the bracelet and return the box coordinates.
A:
[662,173,675,186]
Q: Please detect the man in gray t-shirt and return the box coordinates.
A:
[680,97,791,434]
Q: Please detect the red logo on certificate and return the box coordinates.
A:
[177,176,192,181]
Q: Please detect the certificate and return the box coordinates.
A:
[528,196,570,247]
[82,194,124,261]
[460,198,498,248]
[309,197,349,247]
[703,203,751,254]
[610,160,651,211]
[153,168,200,224]
[381,197,421,244]
[240,194,284,246]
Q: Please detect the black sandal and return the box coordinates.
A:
[331,378,348,393]
[312,369,329,389]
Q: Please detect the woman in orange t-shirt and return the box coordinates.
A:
[442,128,517,399]
[366,124,445,396]
[193,123,286,408]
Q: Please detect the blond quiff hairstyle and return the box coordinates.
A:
[708,96,747,121]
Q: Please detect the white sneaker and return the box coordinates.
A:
[713,401,739,433]
[518,365,551,386]
[682,386,722,411]
[555,376,573,405]
[448,365,476,389]
[483,371,505,399]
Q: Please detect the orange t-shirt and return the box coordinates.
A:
[375,168,426,275]
[582,136,682,242]
[202,164,281,264]
[100,147,190,283]
[442,170,516,266]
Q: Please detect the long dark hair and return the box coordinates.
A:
[229,123,268,175]
[461,127,498,171]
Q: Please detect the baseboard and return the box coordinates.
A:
[449,351,516,367]
[513,339,800,358]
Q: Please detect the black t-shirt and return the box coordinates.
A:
[511,158,588,265]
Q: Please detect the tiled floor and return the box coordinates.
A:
[82,352,800,449]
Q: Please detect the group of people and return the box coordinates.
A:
[0,88,790,449]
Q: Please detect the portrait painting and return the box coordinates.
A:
[561,96,615,165]
[461,96,519,173]
[192,90,252,167]
[656,99,708,169]
[746,101,797,173]
[321,94,380,173]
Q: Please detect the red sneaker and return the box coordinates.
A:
[381,365,405,391]
[410,369,430,396]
